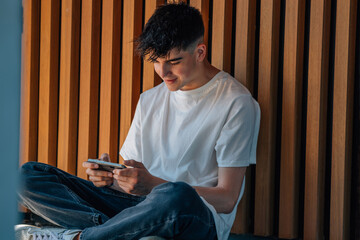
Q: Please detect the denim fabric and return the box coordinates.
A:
[18,162,217,240]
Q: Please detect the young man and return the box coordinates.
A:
[18,3,260,240]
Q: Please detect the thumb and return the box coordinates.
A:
[124,160,144,168]
[100,153,110,162]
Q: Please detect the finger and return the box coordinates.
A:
[113,168,136,177]
[83,161,99,169]
[93,180,113,188]
[116,180,135,193]
[113,173,139,189]
[100,153,110,162]
[113,173,130,182]
[89,175,113,183]
[124,160,144,168]
[87,168,113,177]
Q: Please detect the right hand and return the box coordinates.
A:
[82,153,113,187]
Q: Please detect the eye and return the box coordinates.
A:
[170,61,180,65]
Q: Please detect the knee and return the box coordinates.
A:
[21,161,43,172]
[151,182,201,213]
[21,162,52,175]
[20,162,53,188]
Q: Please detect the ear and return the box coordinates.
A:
[195,43,207,62]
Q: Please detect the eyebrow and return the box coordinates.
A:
[148,57,183,63]
[166,57,183,62]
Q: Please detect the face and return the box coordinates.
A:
[151,47,203,91]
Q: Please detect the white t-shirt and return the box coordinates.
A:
[120,71,260,240]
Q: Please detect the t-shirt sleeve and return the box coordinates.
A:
[119,99,142,162]
[215,95,260,167]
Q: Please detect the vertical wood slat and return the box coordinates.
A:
[330,0,357,239]
[189,0,210,51]
[57,0,81,174]
[232,0,257,234]
[254,0,281,236]
[142,0,164,93]
[98,0,122,163]
[234,0,256,94]
[119,0,143,154]
[303,0,331,239]
[278,0,306,238]
[37,0,60,166]
[211,0,233,72]
[20,0,40,166]
[77,0,101,179]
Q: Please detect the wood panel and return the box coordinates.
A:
[234,0,256,94]
[20,0,40,166]
[232,0,257,234]
[303,0,331,239]
[37,0,60,166]
[254,0,280,236]
[98,0,122,163]
[142,0,164,93]
[57,0,81,174]
[278,0,305,238]
[211,0,233,72]
[77,0,101,179]
[119,0,143,153]
[330,0,357,239]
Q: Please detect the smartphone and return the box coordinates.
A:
[87,159,127,172]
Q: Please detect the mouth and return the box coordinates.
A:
[163,78,177,84]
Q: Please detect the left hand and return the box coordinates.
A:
[112,160,166,195]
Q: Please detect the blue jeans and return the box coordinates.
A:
[18,162,217,240]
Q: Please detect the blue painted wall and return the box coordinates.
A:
[0,0,22,239]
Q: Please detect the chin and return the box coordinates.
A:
[166,87,179,92]
[164,83,179,92]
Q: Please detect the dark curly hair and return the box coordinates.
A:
[136,3,204,61]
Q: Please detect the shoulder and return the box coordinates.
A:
[217,72,251,96]
[215,72,255,107]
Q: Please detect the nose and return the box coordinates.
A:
[156,63,170,79]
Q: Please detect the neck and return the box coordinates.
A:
[181,58,220,91]
[201,59,221,82]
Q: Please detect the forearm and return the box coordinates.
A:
[194,167,246,214]
[193,186,240,214]
[150,175,168,189]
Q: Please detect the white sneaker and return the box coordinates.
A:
[15,224,81,240]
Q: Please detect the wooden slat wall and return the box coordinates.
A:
[330,0,357,239]
[98,0,122,163]
[211,0,233,72]
[233,0,256,234]
[20,0,40,166]
[303,0,331,239]
[20,0,359,239]
[119,0,143,151]
[278,0,305,238]
[254,0,280,236]
[37,0,60,167]
[77,0,101,178]
[57,0,81,174]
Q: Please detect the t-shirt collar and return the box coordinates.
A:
[174,71,224,99]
